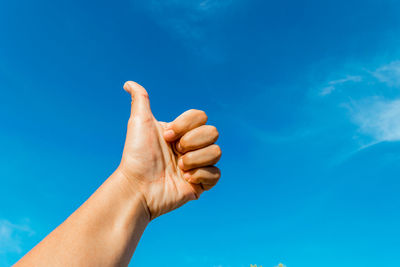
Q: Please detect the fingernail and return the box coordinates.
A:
[178,158,184,169]
[164,129,175,140]
[176,142,182,152]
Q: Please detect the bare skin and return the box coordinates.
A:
[14,81,221,267]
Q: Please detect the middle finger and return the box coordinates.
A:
[178,144,222,171]
[176,125,219,153]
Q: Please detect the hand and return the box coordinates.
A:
[117,81,222,220]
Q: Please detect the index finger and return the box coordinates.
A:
[164,109,208,142]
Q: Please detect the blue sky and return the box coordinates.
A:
[1,0,400,266]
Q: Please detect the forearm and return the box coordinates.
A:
[15,170,150,267]
[14,81,222,266]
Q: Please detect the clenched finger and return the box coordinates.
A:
[183,166,221,191]
[164,109,208,142]
[178,144,221,171]
[176,125,219,153]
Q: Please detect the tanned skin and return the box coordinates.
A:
[14,81,222,267]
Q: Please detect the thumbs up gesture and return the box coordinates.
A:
[118,81,222,220]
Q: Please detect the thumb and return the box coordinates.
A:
[123,81,153,117]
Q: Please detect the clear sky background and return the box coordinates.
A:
[1,0,400,266]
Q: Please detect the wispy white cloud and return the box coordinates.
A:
[0,219,34,254]
[315,60,400,145]
[350,97,400,143]
[319,85,335,96]
[313,60,400,149]
[372,61,400,87]
[319,75,362,96]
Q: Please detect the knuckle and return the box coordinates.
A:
[182,154,193,169]
[191,109,208,122]
[214,167,221,178]
[180,137,189,149]
[199,110,208,122]
[134,115,153,124]
[177,142,187,153]
[207,125,219,139]
[212,145,222,158]
[139,91,149,98]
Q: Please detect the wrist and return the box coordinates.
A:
[112,167,152,222]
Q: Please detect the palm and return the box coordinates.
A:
[120,116,199,219]
[119,81,220,220]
